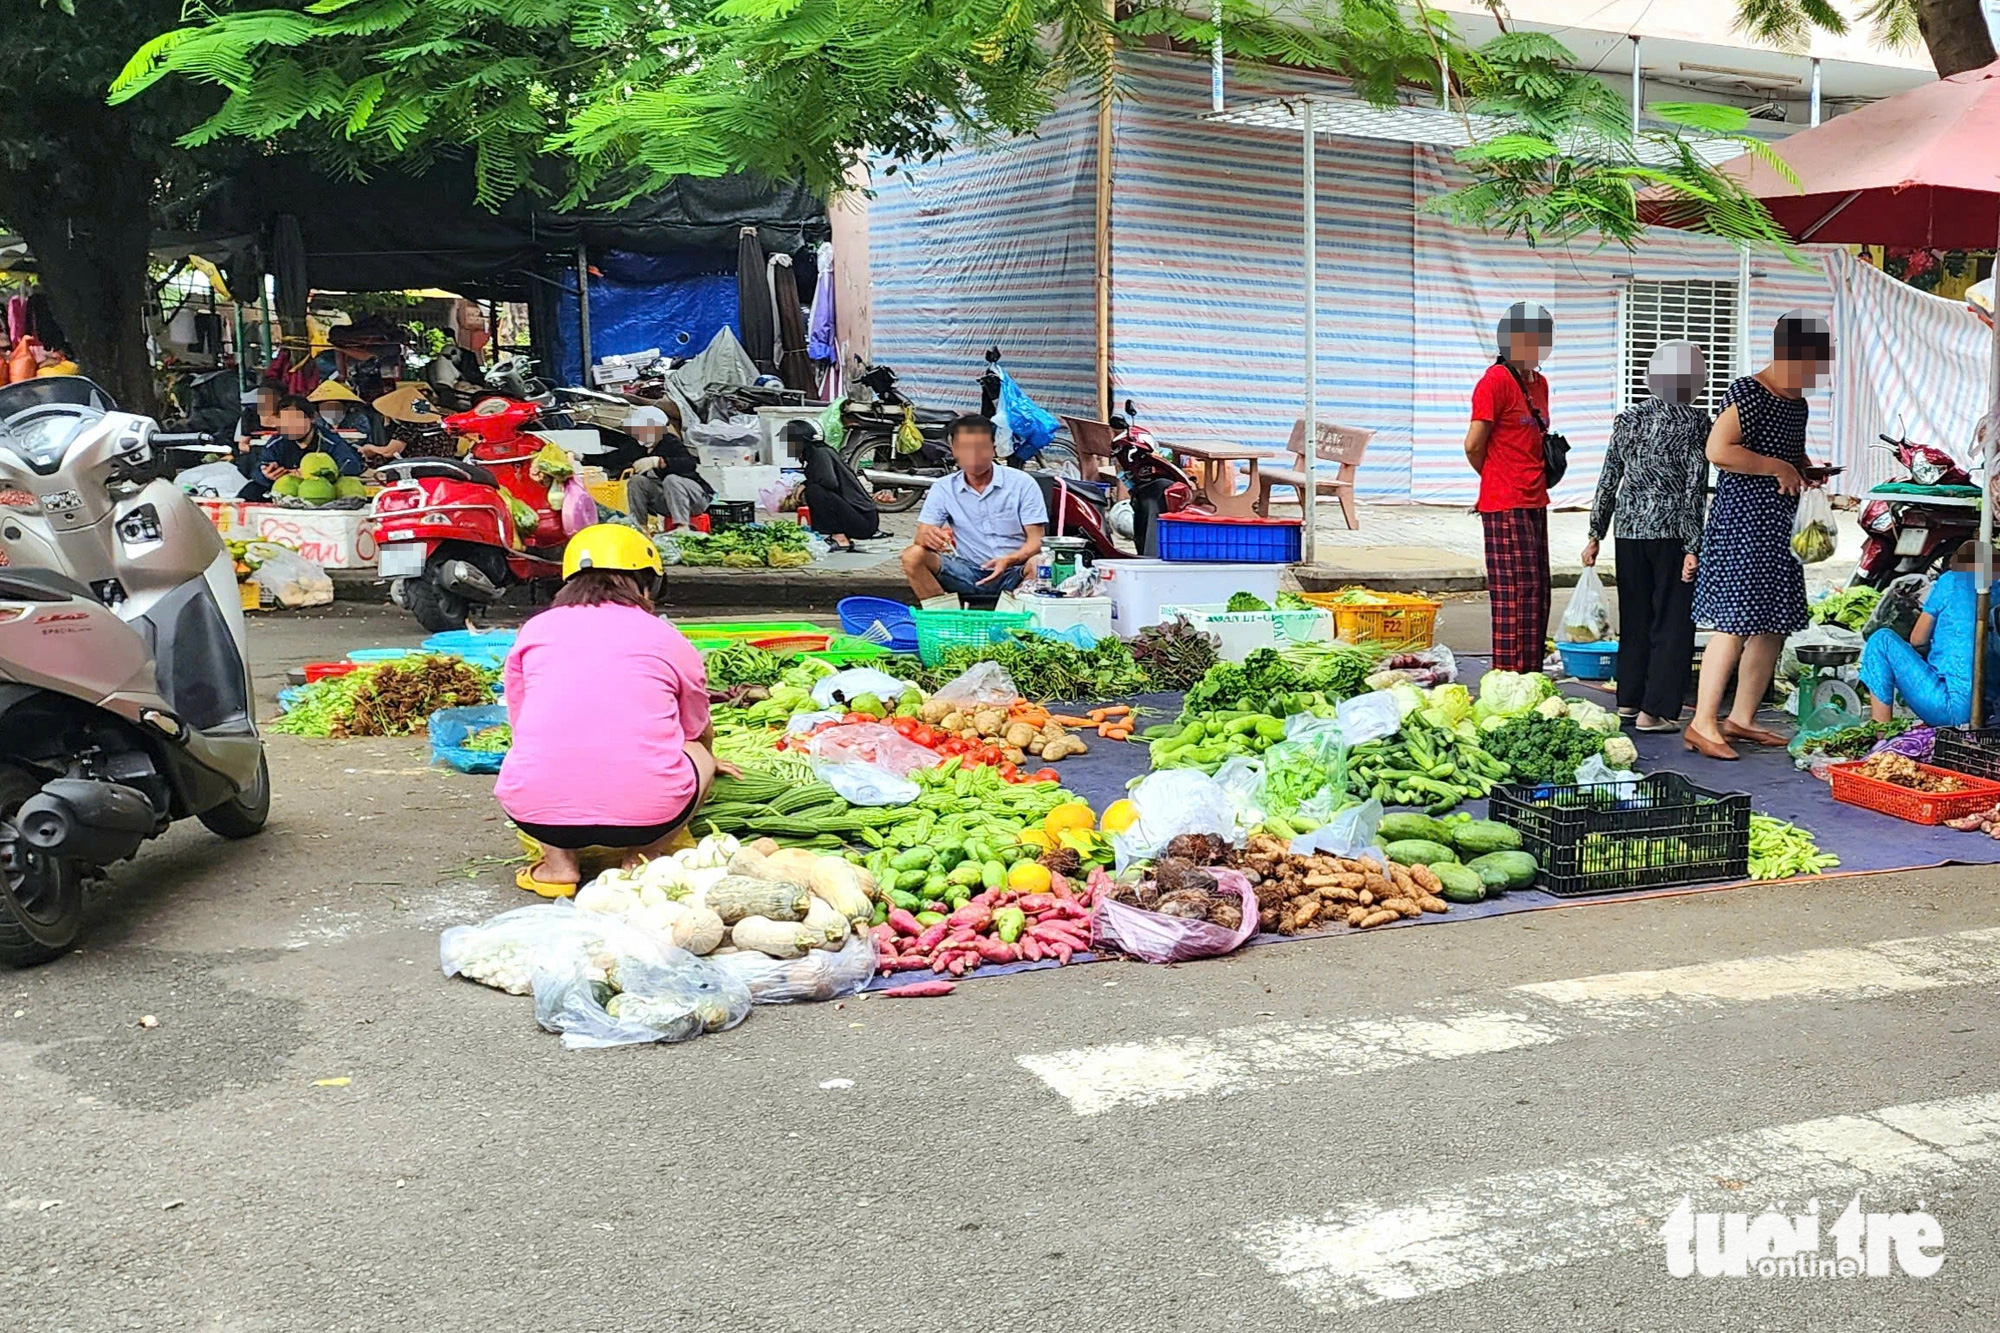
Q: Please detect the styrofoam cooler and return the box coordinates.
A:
[697,442,762,470]
[711,464,784,504]
[1159,603,1333,662]
[1095,560,1287,634]
[997,591,1114,640]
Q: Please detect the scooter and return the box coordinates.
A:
[1110,399,1200,557]
[0,377,270,965]
[1854,433,1980,589]
[844,349,1079,511]
[370,396,571,631]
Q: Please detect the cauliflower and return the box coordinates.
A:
[1601,734,1638,769]
[1534,696,1569,720]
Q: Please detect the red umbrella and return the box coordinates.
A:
[1647,58,2000,720]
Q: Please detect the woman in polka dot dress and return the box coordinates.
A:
[1684,313,1834,760]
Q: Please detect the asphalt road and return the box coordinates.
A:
[4,602,1997,1332]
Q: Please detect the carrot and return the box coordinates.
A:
[1106,726,1132,741]
[1088,705,1131,721]
[880,980,955,997]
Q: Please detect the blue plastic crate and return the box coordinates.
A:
[1557,640,1619,681]
[1156,512,1302,563]
[421,629,517,666]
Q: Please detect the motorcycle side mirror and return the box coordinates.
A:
[1123,398,1138,416]
[984,347,1001,364]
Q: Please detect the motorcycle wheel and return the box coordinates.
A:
[198,752,271,840]
[0,770,85,968]
[1024,440,1083,481]
[842,430,935,513]
[404,574,469,633]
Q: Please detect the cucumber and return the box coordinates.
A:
[1383,838,1459,867]
[1432,862,1487,903]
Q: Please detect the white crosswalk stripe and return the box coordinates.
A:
[1240,1089,2000,1311]
[1019,926,2000,1115]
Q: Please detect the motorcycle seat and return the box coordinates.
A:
[377,457,499,488]
[0,567,97,603]
[1036,474,1110,512]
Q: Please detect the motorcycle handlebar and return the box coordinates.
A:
[152,432,216,447]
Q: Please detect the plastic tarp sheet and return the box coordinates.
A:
[555,264,739,387]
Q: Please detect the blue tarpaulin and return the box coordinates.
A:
[553,250,740,385]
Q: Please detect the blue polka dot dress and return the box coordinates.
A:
[1692,377,1809,637]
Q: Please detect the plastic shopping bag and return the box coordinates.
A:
[1791,487,1838,564]
[439,901,671,996]
[710,933,875,1004]
[1561,566,1615,643]
[1289,797,1385,860]
[246,542,332,608]
[1089,866,1258,964]
[1111,768,1242,870]
[929,661,1020,710]
[428,704,511,775]
[810,666,913,710]
[532,948,751,1049]
[560,477,598,535]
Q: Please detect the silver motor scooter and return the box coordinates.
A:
[0,377,268,965]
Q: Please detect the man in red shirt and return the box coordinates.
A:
[1465,302,1556,673]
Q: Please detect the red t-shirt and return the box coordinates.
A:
[1471,362,1551,512]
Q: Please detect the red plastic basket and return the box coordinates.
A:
[1827,760,2000,825]
[747,633,832,654]
[303,661,359,683]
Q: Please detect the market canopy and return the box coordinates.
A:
[190,155,827,302]
[1642,57,2000,248]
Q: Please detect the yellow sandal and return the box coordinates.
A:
[515,863,579,898]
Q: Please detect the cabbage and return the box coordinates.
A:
[1474,671,1558,722]
[1388,681,1427,719]
[1423,684,1473,730]
[1563,699,1623,736]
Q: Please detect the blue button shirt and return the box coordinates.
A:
[917,466,1048,568]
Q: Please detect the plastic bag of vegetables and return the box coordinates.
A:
[440,901,672,996]
[1560,567,1615,643]
[532,949,751,1048]
[1790,488,1838,564]
[710,933,875,1003]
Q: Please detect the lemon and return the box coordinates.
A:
[1043,802,1095,839]
[1099,799,1140,835]
[1006,861,1052,893]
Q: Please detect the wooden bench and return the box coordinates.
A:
[1254,420,1372,531]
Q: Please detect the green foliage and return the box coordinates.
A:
[114,0,1793,251]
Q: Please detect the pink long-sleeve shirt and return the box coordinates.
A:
[494,603,710,827]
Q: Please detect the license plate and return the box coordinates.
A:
[1894,527,1928,556]
[378,542,426,578]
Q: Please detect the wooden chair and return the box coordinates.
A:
[1254,420,1372,530]
[1058,415,1118,485]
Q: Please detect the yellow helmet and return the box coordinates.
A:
[561,523,663,581]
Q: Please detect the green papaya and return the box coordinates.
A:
[1379,813,1451,845]
[1383,838,1458,867]
[1432,862,1487,903]
[1450,819,1523,856]
[1467,850,1538,892]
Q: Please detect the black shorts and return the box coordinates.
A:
[513,786,700,851]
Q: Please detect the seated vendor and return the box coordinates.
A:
[495,525,736,895]
[361,383,459,463]
[240,395,366,500]
[901,414,1046,603]
[1859,542,2000,727]
[308,379,377,445]
[623,405,713,530]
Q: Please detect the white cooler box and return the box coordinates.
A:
[697,442,762,470]
[1159,603,1333,662]
[997,591,1115,641]
[710,464,784,505]
[1096,560,1287,634]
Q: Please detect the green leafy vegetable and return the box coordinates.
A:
[1226,591,1270,612]
[702,640,786,689]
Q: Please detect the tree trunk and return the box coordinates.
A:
[1916,0,1997,78]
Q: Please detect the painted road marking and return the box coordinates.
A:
[1019,926,2000,1115]
[1241,1089,2000,1311]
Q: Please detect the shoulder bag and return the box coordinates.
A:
[1505,363,1569,488]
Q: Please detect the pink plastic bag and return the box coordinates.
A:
[1089,867,1258,964]
[806,723,942,777]
[561,477,598,535]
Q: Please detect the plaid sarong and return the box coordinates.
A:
[1482,507,1551,674]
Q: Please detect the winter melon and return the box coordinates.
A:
[1467,850,1538,892]
[1450,819,1523,856]
[1432,862,1487,903]
[1383,838,1458,867]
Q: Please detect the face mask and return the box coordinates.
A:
[319,409,344,425]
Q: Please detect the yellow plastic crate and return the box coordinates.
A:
[1300,589,1441,650]
[583,470,633,513]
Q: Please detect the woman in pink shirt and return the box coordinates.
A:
[496,525,734,894]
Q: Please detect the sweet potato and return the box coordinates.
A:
[913,922,948,953]
[1023,937,1045,961]
[1358,909,1399,928]
[887,908,923,937]
[1417,894,1449,914]
[880,980,956,997]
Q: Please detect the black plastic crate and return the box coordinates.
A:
[1932,727,2000,782]
[1488,773,1751,897]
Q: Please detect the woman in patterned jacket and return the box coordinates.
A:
[1580,340,1711,732]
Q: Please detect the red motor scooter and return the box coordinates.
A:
[1032,399,1202,561]
[371,397,570,631]
[1853,433,1981,590]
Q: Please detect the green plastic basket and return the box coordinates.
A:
[678,619,826,642]
[911,608,1033,665]
[806,634,890,666]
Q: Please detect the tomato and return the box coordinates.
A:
[910,724,939,749]
[973,745,1004,767]
[1030,767,1061,784]
[997,762,1020,782]
[890,716,919,738]
[940,737,969,756]
[844,712,872,726]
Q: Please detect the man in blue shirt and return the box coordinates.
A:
[901,414,1047,601]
